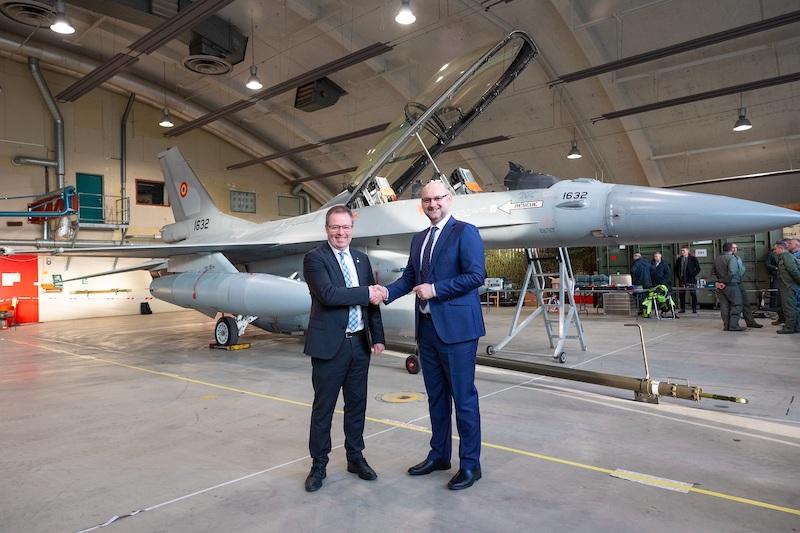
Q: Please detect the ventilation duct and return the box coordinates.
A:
[0,0,55,27]
[4,0,248,76]
[294,77,347,112]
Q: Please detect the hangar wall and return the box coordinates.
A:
[0,55,306,323]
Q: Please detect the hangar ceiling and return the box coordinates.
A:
[0,0,798,204]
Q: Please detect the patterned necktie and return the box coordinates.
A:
[421,226,438,282]
[338,251,360,332]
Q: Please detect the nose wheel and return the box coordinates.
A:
[555,351,567,364]
[214,316,239,346]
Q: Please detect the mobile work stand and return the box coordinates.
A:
[485,248,587,363]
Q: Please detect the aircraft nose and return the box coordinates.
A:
[606,185,800,242]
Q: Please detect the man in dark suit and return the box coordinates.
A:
[380,180,486,490]
[674,247,701,313]
[302,205,385,492]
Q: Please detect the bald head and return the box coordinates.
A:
[419,180,452,225]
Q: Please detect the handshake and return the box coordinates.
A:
[368,283,435,305]
[369,285,389,305]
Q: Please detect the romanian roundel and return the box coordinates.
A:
[179,181,189,197]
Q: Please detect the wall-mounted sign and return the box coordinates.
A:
[695,248,708,258]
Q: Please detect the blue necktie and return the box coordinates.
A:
[421,226,438,283]
[338,252,360,332]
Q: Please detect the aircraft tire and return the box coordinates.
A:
[215,316,239,346]
[405,355,420,374]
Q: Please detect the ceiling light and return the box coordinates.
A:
[566,139,582,159]
[159,108,174,128]
[50,1,75,35]
[395,0,416,25]
[245,65,263,90]
[244,11,263,90]
[732,107,752,131]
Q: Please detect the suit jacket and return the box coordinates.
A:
[303,244,385,359]
[386,217,485,344]
[674,254,701,284]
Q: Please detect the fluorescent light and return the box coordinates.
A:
[245,65,263,90]
[158,108,174,128]
[732,107,752,131]
[567,139,582,159]
[50,1,75,35]
[395,0,416,25]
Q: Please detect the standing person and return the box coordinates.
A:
[766,248,784,325]
[302,205,386,492]
[381,180,486,490]
[713,242,745,331]
[730,243,763,328]
[651,252,672,288]
[630,252,653,311]
[788,238,800,260]
[773,240,800,334]
[674,247,701,313]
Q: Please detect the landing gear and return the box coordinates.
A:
[486,345,495,356]
[214,316,239,346]
[554,351,567,364]
[405,347,421,374]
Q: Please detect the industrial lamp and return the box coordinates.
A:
[50,0,75,35]
[395,0,416,25]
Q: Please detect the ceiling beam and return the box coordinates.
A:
[550,9,800,85]
[226,123,390,170]
[592,71,800,122]
[165,42,393,137]
[56,0,235,102]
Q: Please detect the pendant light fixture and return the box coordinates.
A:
[50,0,76,35]
[566,129,582,159]
[395,0,416,25]
[732,94,752,132]
[158,63,174,128]
[245,11,263,90]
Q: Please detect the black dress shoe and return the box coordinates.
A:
[347,458,377,480]
[407,458,451,476]
[728,326,746,331]
[304,466,326,492]
[746,322,763,328]
[776,329,797,334]
[447,468,481,490]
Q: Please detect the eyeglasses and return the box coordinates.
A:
[421,194,449,204]
[327,224,353,232]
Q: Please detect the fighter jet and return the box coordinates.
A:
[35,31,800,349]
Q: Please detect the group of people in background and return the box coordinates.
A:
[766,238,800,334]
[630,239,800,334]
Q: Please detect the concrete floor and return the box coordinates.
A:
[1,307,798,533]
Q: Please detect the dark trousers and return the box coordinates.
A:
[309,334,370,467]
[678,283,697,312]
[738,284,758,325]
[717,284,742,329]
[418,316,481,470]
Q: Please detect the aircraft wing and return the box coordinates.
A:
[61,259,168,282]
[34,242,282,260]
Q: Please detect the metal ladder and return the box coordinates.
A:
[486,247,587,363]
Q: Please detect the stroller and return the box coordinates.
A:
[641,284,677,319]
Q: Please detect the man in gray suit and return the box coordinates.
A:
[714,242,745,331]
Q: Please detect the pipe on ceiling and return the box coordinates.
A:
[121,92,135,232]
[12,58,65,188]
[550,9,800,85]
[0,30,332,206]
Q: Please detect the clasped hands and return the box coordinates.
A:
[368,283,434,305]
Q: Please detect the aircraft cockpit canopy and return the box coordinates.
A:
[343,31,538,210]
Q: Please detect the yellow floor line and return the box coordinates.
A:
[12,339,800,518]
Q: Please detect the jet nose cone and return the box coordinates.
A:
[607,186,800,243]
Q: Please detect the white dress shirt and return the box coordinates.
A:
[329,244,364,331]
[418,213,451,314]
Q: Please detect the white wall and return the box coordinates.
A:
[0,56,305,322]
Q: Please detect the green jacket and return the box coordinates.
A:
[714,252,741,285]
[777,251,800,289]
